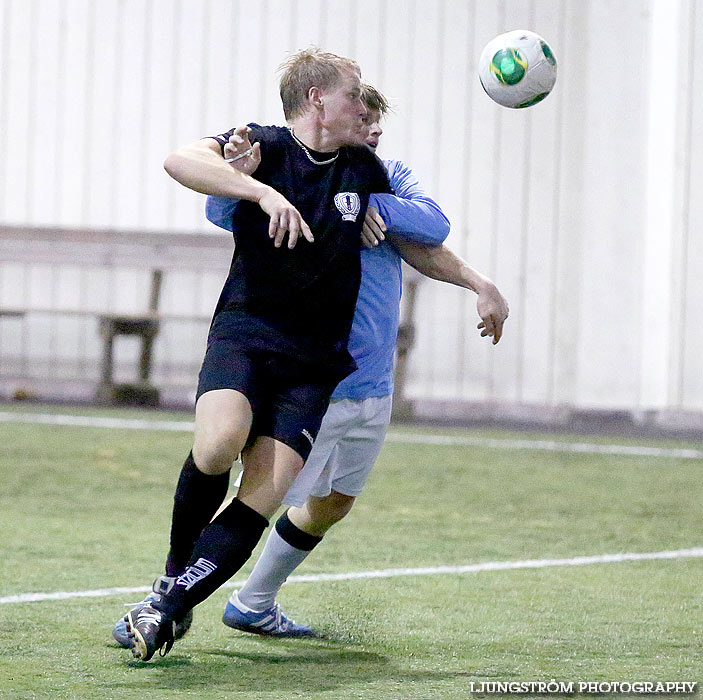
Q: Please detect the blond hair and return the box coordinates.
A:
[279,48,360,121]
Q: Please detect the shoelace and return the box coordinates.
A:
[272,603,298,633]
[123,593,160,607]
[272,604,287,632]
[137,607,164,628]
[125,603,175,659]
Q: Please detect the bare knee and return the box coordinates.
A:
[192,390,252,474]
[289,491,356,536]
[193,427,244,474]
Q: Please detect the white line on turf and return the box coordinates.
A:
[0,411,192,433]
[384,432,703,460]
[1,411,702,460]
[1,547,701,605]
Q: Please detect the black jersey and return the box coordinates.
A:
[209,124,391,380]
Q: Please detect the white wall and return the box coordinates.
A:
[1,0,701,413]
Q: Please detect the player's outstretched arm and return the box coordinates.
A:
[164,138,269,200]
[362,160,450,248]
[166,137,312,248]
[394,239,509,344]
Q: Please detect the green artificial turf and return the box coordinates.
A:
[0,405,700,699]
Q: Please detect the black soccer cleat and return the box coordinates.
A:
[126,603,176,661]
[113,575,193,648]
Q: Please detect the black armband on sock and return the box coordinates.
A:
[275,510,323,552]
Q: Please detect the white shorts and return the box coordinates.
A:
[282,394,393,507]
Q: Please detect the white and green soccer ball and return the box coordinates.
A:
[478,29,557,108]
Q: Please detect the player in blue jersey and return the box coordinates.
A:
[204,85,509,636]
[116,49,395,662]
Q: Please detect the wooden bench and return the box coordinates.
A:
[95,269,163,405]
[0,269,166,405]
[0,226,232,405]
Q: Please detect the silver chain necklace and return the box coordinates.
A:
[288,127,339,165]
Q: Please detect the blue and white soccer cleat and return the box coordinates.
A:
[112,575,193,648]
[222,590,317,637]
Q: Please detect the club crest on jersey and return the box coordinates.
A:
[334,192,361,222]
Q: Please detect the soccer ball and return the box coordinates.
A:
[478,30,557,108]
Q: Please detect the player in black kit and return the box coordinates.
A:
[118,49,391,661]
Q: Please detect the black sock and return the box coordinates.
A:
[276,510,323,551]
[164,451,231,577]
[156,498,268,621]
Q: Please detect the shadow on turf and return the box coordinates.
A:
[117,637,473,694]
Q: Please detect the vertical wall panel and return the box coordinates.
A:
[574,0,648,408]
[348,0,385,90]
[259,1,296,121]
[486,0,535,403]
[226,2,272,125]
[54,267,83,366]
[111,0,150,229]
[0,267,25,360]
[232,0,272,123]
[86,0,120,228]
[141,0,180,231]
[58,0,91,227]
[168,1,209,231]
[668,0,695,408]
[28,0,60,225]
[453,0,505,401]
[317,0,355,60]
[291,0,324,51]
[369,0,412,168]
[203,0,236,132]
[404,0,450,397]
[437,0,477,397]
[0,263,24,307]
[422,0,464,397]
[548,0,586,406]
[519,1,564,404]
[681,0,703,409]
[639,0,687,408]
[2,0,33,223]
[0,0,8,218]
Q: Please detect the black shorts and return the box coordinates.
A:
[196,336,337,460]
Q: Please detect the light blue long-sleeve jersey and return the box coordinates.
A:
[205,158,449,399]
